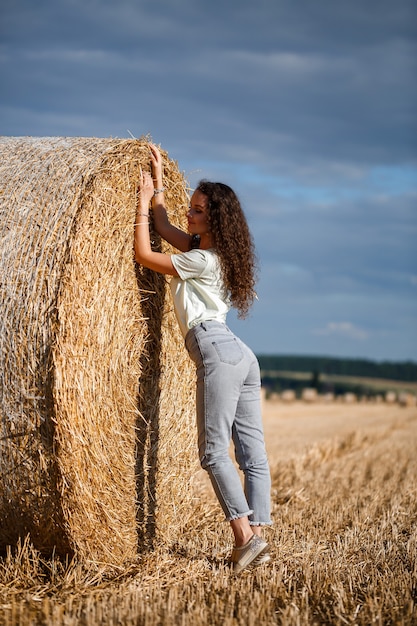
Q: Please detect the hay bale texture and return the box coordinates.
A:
[0,137,197,565]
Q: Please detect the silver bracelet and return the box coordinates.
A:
[153,187,165,195]
[134,222,150,226]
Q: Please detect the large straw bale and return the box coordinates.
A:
[0,137,198,565]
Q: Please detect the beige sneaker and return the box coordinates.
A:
[230,535,269,574]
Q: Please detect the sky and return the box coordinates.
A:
[1,0,416,362]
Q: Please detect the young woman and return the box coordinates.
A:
[134,144,272,573]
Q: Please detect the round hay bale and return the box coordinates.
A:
[0,137,197,565]
[343,392,357,404]
[398,392,416,407]
[385,391,397,404]
[301,388,318,403]
[280,390,296,403]
[321,392,335,403]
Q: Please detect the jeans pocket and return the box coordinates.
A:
[212,338,244,365]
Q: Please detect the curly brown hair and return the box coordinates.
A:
[196,180,258,318]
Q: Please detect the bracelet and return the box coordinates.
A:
[134,222,150,226]
[136,212,149,217]
[153,187,165,195]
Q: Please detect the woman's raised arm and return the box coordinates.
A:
[148,143,191,252]
[134,170,179,276]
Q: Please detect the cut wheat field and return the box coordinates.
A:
[1,401,416,626]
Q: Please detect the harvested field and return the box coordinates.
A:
[0,402,416,625]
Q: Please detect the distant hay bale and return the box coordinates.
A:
[398,392,416,407]
[321,392,335,403]
[301,388,318,403]
[385,391,397,404]
[0,137,197,565]
[343,392,357,404]
[280,390,296,403]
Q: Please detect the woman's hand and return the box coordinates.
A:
[138,170,154,209]
[149,143,163,186]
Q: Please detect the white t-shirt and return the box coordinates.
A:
[170,248,230,338]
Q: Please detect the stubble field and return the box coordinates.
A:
[1,401,416,625]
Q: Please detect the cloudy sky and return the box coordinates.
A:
[1,0,416,362]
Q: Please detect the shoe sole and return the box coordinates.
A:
[250,551,271,568]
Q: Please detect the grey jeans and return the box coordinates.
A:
[185,321,272,525]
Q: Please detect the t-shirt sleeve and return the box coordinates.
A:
[171,249,210,280]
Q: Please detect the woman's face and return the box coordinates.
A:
[187,190,210,236]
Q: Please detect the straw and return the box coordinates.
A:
[0,137,198,566]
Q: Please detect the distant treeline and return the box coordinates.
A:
[256,355,417,383]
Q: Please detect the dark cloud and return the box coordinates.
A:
[1,0,416,359]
